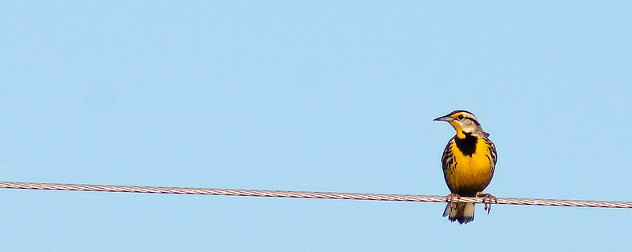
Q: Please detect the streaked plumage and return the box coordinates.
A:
[434,110,497,224]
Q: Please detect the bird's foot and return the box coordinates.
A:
[476,192,497,214]
[445,193,461,210]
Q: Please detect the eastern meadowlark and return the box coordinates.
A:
[434,110,497,224]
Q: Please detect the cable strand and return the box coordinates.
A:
[0,181,630,209]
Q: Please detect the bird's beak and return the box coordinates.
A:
[433,115,453,122]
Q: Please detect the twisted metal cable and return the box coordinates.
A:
[0,181,630,209]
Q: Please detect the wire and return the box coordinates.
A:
[0,181,630,209]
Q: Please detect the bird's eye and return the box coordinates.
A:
[457,115,464,120]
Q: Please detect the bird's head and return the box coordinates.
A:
[434,110,488,138]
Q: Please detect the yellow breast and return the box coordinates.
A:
[444,138,494,195]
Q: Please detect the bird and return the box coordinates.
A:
[434,110,497,224]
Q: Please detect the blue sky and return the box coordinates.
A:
[1,1,631,251]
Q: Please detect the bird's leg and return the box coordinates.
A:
[476,192,497,214]
[445,193,461,211]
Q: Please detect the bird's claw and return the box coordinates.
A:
[446,193,461,211]
[476,192,497,214]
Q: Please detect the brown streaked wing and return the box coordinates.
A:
[441,138,456,173]
[484,138,497,174]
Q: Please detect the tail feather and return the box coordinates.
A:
[443,202,475,224]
